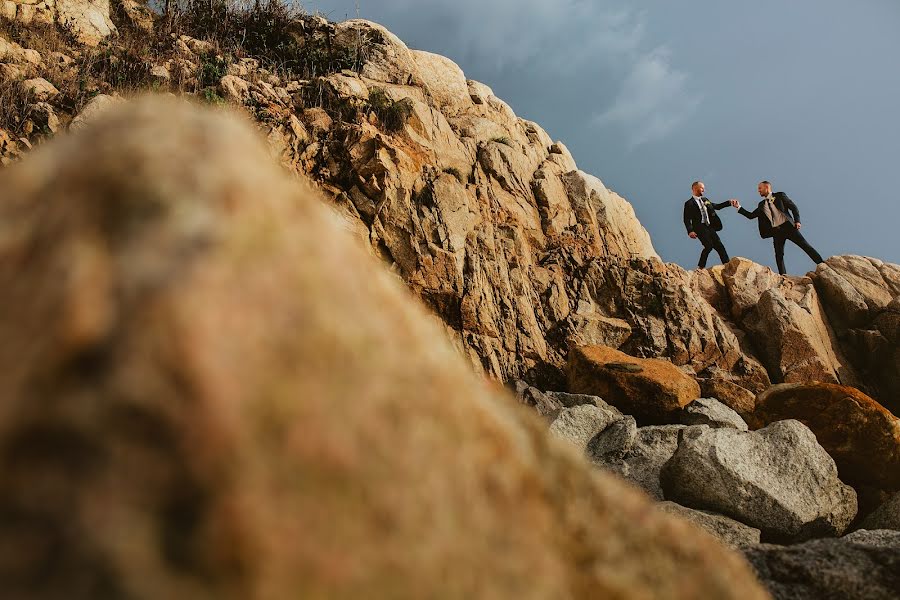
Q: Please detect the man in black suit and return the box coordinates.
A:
[683,181,734,269]
[731,180,824,275]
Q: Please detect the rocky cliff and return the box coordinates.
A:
[2,6,898,416]
[2,3,900,598]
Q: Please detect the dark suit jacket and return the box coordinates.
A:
[683,197,731,235]
[738,192,801,239]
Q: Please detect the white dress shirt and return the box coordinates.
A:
[692,195,710,225]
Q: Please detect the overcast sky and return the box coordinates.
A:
[306,0,900,272]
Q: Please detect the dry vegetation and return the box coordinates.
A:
[0,0,365,137]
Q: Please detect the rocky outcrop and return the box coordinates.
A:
[600,424,705,501]
[0,97,769,600]
[6,11,899,415]
[680,397,749,431]
[659,502,761,548]
[722,259,858,387]
[752,383,900,491]
[547,403,622,452]
[744,529,900,600]
[813,256,900,415]
[586,415,637,461]
[661,420,858,542]
[1,0,116,45]
[567,345,701,423]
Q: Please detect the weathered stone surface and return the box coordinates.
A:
[744,529,900,600]
[27,100,59,132]
[0,34,42,65]
[20,77,58,102]
[700,377,757,418]
[601,425,706,501]
[586,415,637,461]
[333,19,421,85]
[410,49,472,116]
[56,0,117,46]
[681,397,748,431]
[661,420,858,542]
[860,492,900,531]
[752,383,900,491]
[69,93,124,130]
[568,345,701,423]
[544,391,614,410]
[747,277,857,386]
[816,256,900,314]
[560,171,657,260]
[812,258,900,415]
[219,74,250,103]
[0,98,768,599]
[513,380,563,417]
[659,502,761,548]
[578,259,772,395]
[722,258,783,320]
[548,403,622,452]
[116,0,154,33]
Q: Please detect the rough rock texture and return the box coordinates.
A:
[547,403,621,452]
[680,397,748,431]
[661,420,858,542]
[586,415,637,462]
[68,93,124,131]
[1,0,116,45]
[658,502,761,548]
[813,257,900,415]
[2,13,899,415]
[752,383,900,491]
[0,98,769,600]
[56,0,117,45]
[568,345,701,423]
[860,492,900,531]
[744,529,900,600]
[699,377,757,419]
[722,259,858,388]
[600,425,706,501]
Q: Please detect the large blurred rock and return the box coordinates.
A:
[0,98,767,599]
[744,529,900,600]
[661,420,858,542]
[752,383,900,491]
[568,345,701,423]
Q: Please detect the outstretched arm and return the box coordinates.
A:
[711,200,732,210]
[737,203,759,219]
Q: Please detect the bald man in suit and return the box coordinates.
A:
[731,181,824,275]
[683,181,734,269]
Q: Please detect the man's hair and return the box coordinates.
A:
[759,180,771,186]
[691,180,702,190]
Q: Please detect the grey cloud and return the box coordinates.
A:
[593,48,700,149]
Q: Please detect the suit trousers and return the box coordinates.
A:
[772,225,824,275]
[696,226,729,268]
